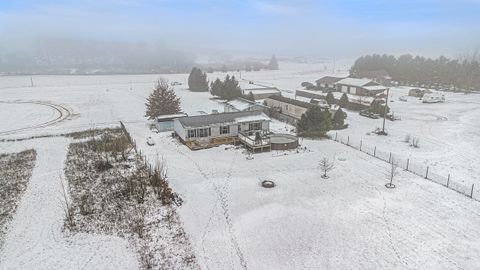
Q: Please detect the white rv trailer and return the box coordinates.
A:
[422,93,445,103]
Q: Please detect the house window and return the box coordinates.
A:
[187,129,196,138]
[248,122,262,131]
[197,128,211,138]
[220,125,230,135]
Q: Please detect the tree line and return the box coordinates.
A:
[350,53,480,91]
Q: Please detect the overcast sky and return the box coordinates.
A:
[1,0,479,58]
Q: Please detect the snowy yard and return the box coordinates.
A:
[1,61,480,269]
[126,126,480,270]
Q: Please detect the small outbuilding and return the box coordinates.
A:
[315,76,344,90]
[335,78,388,96]
[155,113,187,132]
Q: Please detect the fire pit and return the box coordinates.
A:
[261,180,276,188]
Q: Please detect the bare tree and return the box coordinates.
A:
[385,159,398,188]
[319,157,334,179]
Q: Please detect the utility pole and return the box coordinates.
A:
[381,87,390,135]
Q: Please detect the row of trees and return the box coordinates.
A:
[210,75,242,100]
[350,53,480,91]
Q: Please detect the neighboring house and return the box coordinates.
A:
[336,78,387,96]
[408,88,431,97]
[155,113,187,132]
[315,76,344,90]
[351,70,392,85]
[224,97,267,113]
[173,111,271,150]
[242,87,281,100]
[264,95,317,120]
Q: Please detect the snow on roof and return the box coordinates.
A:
[177,111,269,128]
[235,113,271,123]
[364,85,388,91]
[267,95,315,109]
[315,76,344,84]
[226,98,266,111]
[336,78,374,87]
[242,88,281,95]
[156,113,188,121]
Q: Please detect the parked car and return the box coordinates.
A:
[359,109,379,119]
[398,96,407,102]
[171,81,182,86]
[146,136,155,146]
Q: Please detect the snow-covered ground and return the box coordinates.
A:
[126,128,480,270]
[332,87,480,192]
[0,138,138,270]
[1,61,480,269]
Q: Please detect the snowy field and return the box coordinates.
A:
[1,61,480,269]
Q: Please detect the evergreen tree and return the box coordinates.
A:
[268,55,279,70]
[188,67,209,92]
[145,79,181,120]
[297,107,332,138]
[338,93,349,107]
[210,78,222,97]
[325,91,335,105]
[369,99,390,115]
[223,75,242,100]
[332,108,346,128]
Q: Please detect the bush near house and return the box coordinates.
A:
[297,106,332,138]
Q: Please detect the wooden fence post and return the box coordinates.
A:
[447,174,450,187]
[335,132,338,141]
[425,166,429,179]
[374,146,377,157]
[360,140,362,151]
[406,158,410,171]
[471,184,475,198]
[347,136,350,146]
[389,152,392,163]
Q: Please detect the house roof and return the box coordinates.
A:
[156,113,188,121]
[226,98,266,111]
[176,111,270,128]
[242,88,280,95]
[267,95,316,109]
[336,78,375,87]
[315,76,344,84]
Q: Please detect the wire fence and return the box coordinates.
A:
[330,132,478,201]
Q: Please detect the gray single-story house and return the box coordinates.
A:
[173,111,271,150]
